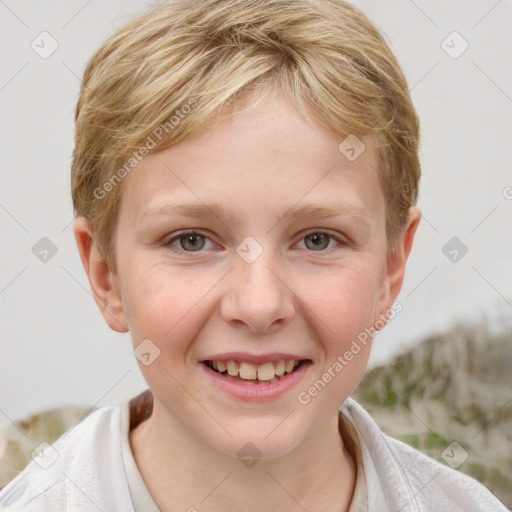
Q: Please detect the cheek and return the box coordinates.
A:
[294,268,377,413]
[300,265,380,335]
[123,267,211,404]
[298,266,378,379]
[122,262,217,350]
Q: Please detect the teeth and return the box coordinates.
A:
[257,362,276,381]
[239,362,257,380]
[226,360,239,377]
[285,360,296,373]
[209,359,302,381]
[275,360,286,376]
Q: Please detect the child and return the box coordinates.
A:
[0,0,508,510]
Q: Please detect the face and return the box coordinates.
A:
[77,87,417,460]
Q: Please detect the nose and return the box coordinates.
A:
[220,244,296,334]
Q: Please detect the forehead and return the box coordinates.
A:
[119,88,384,225]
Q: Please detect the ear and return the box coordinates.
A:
[373,206,421,327]
[73,217,128,333]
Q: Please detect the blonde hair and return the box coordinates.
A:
[71,0,420,272]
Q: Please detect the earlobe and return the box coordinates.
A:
[373,206,422,327]
[73,217,128,333]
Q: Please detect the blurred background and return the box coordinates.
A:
[1,0,511,506]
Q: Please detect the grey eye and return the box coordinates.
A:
[304,232,331,250]
[179,233,206,251]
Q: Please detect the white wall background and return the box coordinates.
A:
[1,0,511,427]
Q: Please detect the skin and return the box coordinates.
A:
[74,86,420,512]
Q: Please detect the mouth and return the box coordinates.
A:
[202,359,309,384]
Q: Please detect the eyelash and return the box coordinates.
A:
[163,229,346,254]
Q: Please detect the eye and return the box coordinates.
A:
[297,230,344,251]
[165,230,214,252]
[164,229,345,254]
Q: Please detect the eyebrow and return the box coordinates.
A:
[141,201,372,228]
[142,202,238,224]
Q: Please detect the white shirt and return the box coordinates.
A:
[0,389,507,511]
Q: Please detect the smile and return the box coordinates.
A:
[201,358,312,400]
[204,359,302,383]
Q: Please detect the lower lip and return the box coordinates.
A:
[200,361,312,401]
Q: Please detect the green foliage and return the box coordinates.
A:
[384,375,398,406]
[425,432,450,450]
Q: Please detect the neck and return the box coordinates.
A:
[130,403,356,512]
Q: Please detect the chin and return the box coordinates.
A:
[204,416,310,462]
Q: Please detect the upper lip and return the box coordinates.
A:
[201,352,311,364]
